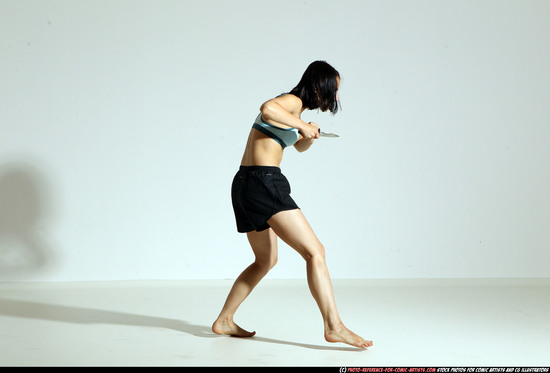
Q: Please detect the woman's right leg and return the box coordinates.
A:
[212,228,278,337]
[267,209,373,349]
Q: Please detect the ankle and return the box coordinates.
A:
[324,317,344,331]
[215,314,233,324]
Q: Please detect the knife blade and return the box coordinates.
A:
[319,131,340,138]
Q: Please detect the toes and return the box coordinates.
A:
[232,331,255,338]
[363,340,373,349]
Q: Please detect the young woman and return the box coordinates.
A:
[212,61,373,350]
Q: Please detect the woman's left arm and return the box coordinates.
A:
[294,136,315,152]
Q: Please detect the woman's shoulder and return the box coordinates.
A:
[272,93,303,113]
[276,92,302,102]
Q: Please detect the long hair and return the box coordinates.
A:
[289,61,340,114]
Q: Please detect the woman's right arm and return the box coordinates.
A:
[260,94,320,139]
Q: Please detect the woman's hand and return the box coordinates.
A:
[299,122,320,140]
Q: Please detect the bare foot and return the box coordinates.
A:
[212,318,256,338]
[325,324,373,349]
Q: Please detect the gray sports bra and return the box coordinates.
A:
[252,114,300,149]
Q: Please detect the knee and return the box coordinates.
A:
[255,255,278,272]
[267,256,278,270]
[303,244,326,264]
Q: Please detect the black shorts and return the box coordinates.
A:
[231,166,299,233]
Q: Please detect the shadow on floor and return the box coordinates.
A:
[0,298,361,352]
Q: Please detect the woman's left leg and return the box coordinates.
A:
[212,228,278,337]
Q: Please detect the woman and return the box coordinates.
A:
[212,61,373,350]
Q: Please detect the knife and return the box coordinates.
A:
[319,131,340,138]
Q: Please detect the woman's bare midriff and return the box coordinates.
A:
[240,128,285,167]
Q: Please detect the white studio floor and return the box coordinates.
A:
[0,278,549,367]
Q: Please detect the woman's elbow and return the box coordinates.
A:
[294,140,313,153]
[260,101,277,119]
[260,100,281,119]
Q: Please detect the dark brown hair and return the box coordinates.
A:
[289,61,340,114]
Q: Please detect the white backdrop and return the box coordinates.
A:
[1,0,549,282]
